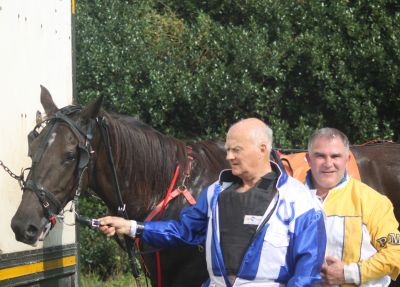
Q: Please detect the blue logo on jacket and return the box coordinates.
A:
[276,199,295,225]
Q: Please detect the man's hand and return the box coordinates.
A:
[98,216,131,237]
[321,256,345,285]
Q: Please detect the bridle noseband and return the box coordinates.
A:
[26,105,93,225]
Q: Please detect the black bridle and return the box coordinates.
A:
[26,105,92,225]
[26,106,142,280]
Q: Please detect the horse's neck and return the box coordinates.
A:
[91,117,186,219]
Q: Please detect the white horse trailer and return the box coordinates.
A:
[0,0,78,286]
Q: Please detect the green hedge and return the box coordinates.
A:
[75,0,400,279]
[76,0,400,146]
[78,196,130,278]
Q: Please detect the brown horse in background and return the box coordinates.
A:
[352,142,400,225]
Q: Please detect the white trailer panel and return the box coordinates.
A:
[0,0,77,286]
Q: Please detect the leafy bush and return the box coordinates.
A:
[75,0,400,281]
[78,196,130,279]
[76,0,400,146]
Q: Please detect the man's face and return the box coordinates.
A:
[225,128,262,179]
[306,136,350,192]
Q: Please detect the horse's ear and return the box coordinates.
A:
[80,96,103,121]
[40,85,58,116]
[36,110,44,125]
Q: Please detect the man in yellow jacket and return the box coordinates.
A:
[305,127,400,286]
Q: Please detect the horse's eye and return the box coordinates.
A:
[64,152,77,163]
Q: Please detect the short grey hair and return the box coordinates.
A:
[229,118,273,150]
[308,127,349,152]
[250,124,273,150]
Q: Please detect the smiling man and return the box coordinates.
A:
[305,128,400,286]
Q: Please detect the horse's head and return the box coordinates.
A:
[11,86,102,245]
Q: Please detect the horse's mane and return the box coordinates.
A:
[100,112,187,216]
[189,140,226,171]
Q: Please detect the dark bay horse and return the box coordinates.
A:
[352,142,400,225]
[11,86,228,287]
[11,86,400,286]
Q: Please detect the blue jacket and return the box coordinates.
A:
[142,162,326,286]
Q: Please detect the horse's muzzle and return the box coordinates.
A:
[11,215,43,245]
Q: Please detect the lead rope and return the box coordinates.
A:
[97,116,142,285]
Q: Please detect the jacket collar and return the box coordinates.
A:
[218,160,288,190]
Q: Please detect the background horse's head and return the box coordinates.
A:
[11,86,102,245]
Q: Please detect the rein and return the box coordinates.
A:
[96,116,141,280]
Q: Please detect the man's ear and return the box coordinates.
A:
[305,152,311,166]
[259,143,269,160]
[346,152,351,163]
[259,143,267,153]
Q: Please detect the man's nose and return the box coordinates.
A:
[324,157,333,166]
[226,151,234,160]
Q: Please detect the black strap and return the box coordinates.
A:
[97,116,141,279]
[25,179,62,217]
[271,149,286,173]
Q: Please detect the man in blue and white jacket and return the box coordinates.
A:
[100,118,326,287]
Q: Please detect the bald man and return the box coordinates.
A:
[99,118,326,287]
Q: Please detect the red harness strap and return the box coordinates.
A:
[145,146,196,221]
[145,186,196,222]
[139,146,196,287]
